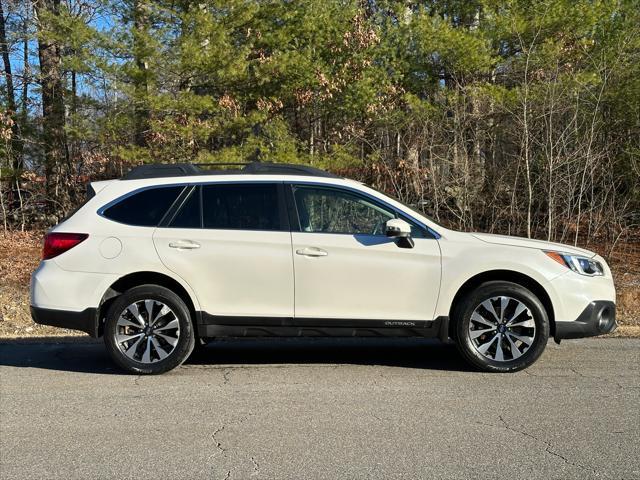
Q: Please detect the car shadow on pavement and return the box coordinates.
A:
[0,337,472,375]
[188,338,472,371]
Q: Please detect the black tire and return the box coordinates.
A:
[104,284,195,374]
[452,281,550,373]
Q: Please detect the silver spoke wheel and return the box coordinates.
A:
[115,300,180,364]
[468,296,536,362]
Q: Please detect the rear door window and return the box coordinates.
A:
[102,186,184,226]
[202,183,281,231]
[169,187,202,229]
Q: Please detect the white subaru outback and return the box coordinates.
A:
[30,162,617,374]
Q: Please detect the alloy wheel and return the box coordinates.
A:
[468,296,536,362]
[114,300,180,364]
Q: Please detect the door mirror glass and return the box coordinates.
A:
[385,218,414,248]
[385,218,411,237]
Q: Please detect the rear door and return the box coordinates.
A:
[289,184,441,322]
[153,182,294,319]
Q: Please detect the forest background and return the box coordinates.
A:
[0,0,638,336]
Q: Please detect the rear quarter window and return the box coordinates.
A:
[102,186,184,226]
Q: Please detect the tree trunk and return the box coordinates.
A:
[1,0,25,212]
[0,0,16,114]
[21,13,29,124]
[132,0,150,148]
[34,0,69,212]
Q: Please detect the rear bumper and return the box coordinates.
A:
[30,260,117,312]
[30,306,99,337]
[554,301,617,342]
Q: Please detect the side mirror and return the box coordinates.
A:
[385,218,414,249]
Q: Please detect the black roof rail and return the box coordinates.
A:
[122,162,340,180]
[122,163,202,180]
[242,162,339,178]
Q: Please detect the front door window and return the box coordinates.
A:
[293,186,395,236]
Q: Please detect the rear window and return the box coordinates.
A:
[202,183,280,231]
[102,186,183,226]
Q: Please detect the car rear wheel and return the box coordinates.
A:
[453,281,550,372]
[104,285,195,374]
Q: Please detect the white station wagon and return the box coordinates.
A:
[31,162,617,374]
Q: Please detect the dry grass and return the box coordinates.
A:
[1,230,638,338]
[605,240,640,328]
[0,230,81,337]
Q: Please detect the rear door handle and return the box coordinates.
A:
[169,240,201,250]
[296,247,328,257]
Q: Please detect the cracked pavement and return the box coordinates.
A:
[0,337,638,479]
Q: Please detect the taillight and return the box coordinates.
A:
[42,232,89,260]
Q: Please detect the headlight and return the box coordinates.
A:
[544,251,604,276]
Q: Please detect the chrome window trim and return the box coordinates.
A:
[97,178,442,239]
[97,184,187,227]
[98,180,284,230]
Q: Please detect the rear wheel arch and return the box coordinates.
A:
[448,270,555,339]
[97,271,199,337]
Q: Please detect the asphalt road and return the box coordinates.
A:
[1,337,638,480]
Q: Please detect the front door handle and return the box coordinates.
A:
[169,240,201,250]
[296,247,328,257]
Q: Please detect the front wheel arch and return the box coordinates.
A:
[452,280,550,372]
[448,270,555,340]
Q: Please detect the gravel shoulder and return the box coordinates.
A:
[2,232,639,338]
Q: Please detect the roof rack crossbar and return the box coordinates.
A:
[193,162,249,168]
[121,162,340,180]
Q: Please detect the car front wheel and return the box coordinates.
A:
[453,281,550,372]
[104,284,195,374]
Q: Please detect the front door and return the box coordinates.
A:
[153,182,294,319]
[290,184,441,322]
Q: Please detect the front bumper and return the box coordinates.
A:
[30,306,99,337]
[554,300,617,342]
